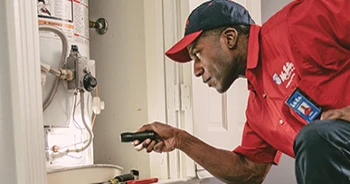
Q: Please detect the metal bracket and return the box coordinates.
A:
[180,84,191,111]
[172,84,191,112]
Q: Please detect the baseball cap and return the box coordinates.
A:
[165,0,254,63]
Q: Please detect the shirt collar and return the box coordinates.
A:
[246,25,261,91]
[247,24,261,69]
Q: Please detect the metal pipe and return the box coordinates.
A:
[39,25,69,111]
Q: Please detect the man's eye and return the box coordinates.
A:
[195,52,200,60]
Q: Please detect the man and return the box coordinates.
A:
[134,0,350,183]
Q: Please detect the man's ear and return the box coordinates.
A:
[222,28,238,49]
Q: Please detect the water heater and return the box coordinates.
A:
[37,0,96,169]
[38,0,90,127]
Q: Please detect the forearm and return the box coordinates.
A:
[177,130,270,184]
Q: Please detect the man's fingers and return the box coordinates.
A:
[341,106,350,122]
[134,138,151,151]
[154,141,165,153]
[133,140,140,146]
[134,143,144,151]
[146,140,157,153]
[321,110,342,120]
[133,140,142,151]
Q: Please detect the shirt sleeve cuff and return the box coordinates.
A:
[233,146,282,165]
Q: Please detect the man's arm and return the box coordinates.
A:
[177,129,272,184]
[136,122,272,184]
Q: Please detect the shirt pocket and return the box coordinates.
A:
[297,79,345,110]
[281,103,308,125]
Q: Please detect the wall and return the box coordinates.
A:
[261,0,291,23]
[264,155,296,184]
[261,0,296,184]
[0,0,17,183]
[89,0,150,179]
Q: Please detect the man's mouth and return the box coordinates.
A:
[203,77,211,84]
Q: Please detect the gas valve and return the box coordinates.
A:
[66,45,97,92]
[83,72,97,92]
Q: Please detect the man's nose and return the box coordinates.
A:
[193,60,204,77]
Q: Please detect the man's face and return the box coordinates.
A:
[187,31,243,93]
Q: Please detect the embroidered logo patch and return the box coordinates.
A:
[279,62,295,82]
[273,62,296,87]
[273,73,282,85]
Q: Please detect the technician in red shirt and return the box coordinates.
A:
[134,0,350,183]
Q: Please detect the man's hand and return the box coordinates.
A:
[134,122,272,184]
[134,122,181,153]
[321,105,350,122]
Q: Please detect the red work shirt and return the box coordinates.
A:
[233,0,350,164]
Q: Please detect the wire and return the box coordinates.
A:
[51,90,97,155]
[92,113,97,129]
[95,85,99,97]
[72,93,84,130]
[51,150,84,160]
[56,140,86,150]
[39,25,69,111]
[65,153,83,159]
[66,91,94,153]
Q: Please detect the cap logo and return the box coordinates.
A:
[185,19,190,30]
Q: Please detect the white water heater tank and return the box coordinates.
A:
[38,0,90,126]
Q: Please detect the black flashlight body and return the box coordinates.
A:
[120,130,157,143]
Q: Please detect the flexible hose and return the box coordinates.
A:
[67,91,94,153]
[39,25,69,111]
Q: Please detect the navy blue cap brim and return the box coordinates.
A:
[165,31,202,63]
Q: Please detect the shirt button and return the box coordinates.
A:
[262,94,267,98]
[279,119,284,125]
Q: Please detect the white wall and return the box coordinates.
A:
[261,0,296,184]
[262,0,291,23]
[89,0,150,178]
[264,155,296,184]
[0,0,17,183]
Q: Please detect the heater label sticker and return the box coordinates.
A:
[37,0,73,23]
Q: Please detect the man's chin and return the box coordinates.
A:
[215,81,235,94]
[215,86,228,94]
